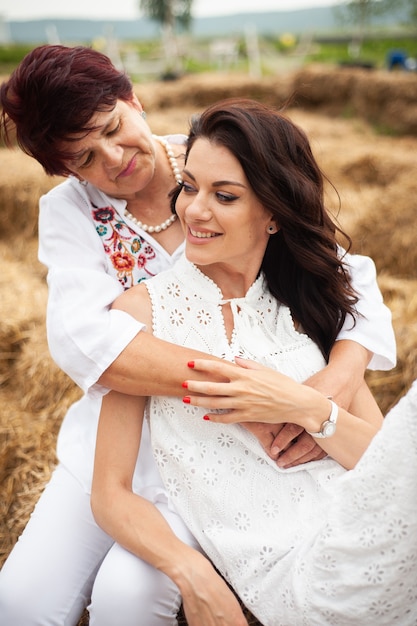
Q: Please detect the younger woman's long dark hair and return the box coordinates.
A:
[177,98,358,360]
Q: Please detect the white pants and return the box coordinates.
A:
[0,464,201,626]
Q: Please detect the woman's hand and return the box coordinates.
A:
[179,553,249,626]
[182,358,326,468]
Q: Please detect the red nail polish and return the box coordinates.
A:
[203,415,210,421]
[183,396,191,404]
[182,381,188,388]
[187,361,195,368]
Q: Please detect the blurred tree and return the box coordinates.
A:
[140,0,193,77]
[387,0,417,25]
[335,0,391,58]
[140,0,193,31]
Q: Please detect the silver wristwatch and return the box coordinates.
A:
[307,400,339,438]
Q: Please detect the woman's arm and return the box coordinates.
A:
[39,183,223,396]
[92,389,249,626]
[98,330,225,396]
[181,359,383,469]
[40,184,393,402]
[265,339,371,467]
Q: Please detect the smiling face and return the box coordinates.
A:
[62,97,156,200]
[175,138,276,294]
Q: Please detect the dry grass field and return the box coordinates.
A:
[1,64,417,625]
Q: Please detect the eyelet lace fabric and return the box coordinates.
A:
[145,257,417,625]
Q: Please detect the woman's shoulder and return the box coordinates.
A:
[112,281,152,323]
[40,176,97,207]
[163,133,187,148]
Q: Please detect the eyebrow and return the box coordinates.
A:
[183,168,246,188]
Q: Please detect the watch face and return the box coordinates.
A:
[322,421,336,437]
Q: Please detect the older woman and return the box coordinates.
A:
[0,47,395,625]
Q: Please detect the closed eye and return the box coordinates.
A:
[79,152,94,169]
[107,120,121,136]
[181,181,197,194]
[216,192,239,203]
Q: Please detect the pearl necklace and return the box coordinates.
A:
[124,135,183,234]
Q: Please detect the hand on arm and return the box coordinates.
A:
[92,390,248,626]
[269,338,372,468]
[241,340,371,466]
[181,357,383,469]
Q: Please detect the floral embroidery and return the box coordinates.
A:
[230,456,246,476]
[91,205,157,288]
[202,467,218,486]
[197,309,212,325]
[241,585,259,607]
[234,511,251,531]
[153,448,168,467]
[110,251,135,274]
[262,498,280,519]
[217,432,235,448]
[169,308,185,326]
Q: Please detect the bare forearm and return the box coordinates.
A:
[291,382,383,468]
[92,488,248,626]
[92,486,197,578]
[310,339,372,409]
[98,331,224,396]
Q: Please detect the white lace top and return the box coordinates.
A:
[145,256,346,623]
[145,256,417,624]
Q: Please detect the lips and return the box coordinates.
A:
[118,155,137,178]
[189,227,219,239]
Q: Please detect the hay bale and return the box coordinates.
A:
[0,252,47,384]
[0,246,81,565]
[366,274,417,413]
[291,64,417,135]
[0,377,81,565]
[135,72,292,112]
[352,70,417,135]
[349,172,417,279]
[0,149,63,240]
[292,63,361,112]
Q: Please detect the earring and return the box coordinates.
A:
[141,110,147,120]
[267,225,276,234]
[78,179,88,187]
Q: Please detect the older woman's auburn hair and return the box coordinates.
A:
[0,45,133,176]
[184,98,358,359]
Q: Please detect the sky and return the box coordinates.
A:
[0,0,340,21]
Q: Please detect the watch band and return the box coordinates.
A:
[307,400,339,438]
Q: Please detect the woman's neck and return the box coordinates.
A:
[195,262,260,301]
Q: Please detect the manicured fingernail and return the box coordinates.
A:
[187,361,195,368]
[183,396,190,404]
[203,415,210,421]
[182,381,188,388]
[271,446,280,456]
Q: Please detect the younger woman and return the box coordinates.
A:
[91,100,413,626]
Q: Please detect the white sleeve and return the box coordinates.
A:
[339,250,396,371]
[38,181,144,393]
